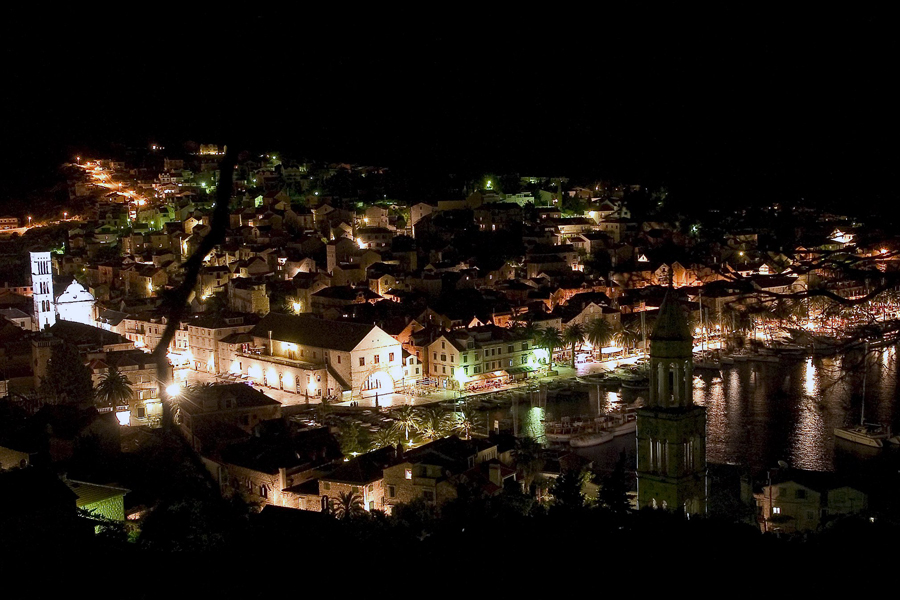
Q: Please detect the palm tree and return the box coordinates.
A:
[393,405,420,442]
[418,407,451,441]
[453,402,483,440]
[537,327,563,370]
[331,491,364,520]
[586,318,614,361]
[95,366,133,410]
[614,319,642,355]
[371,424,400,449]
[515,436,545,493]
[562,322,585,368]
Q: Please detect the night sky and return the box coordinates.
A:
[3,11,897,209]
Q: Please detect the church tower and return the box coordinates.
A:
[30,250,56,331]
[636,290,707,514]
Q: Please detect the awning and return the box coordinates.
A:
[503,366,535,377]
[467,372,505,382]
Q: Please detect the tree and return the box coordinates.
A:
[515,436,545,493]
[372,425,400,450]
[340,422,363,455]
[614,319,642,355]
[94,366,133,410]
[586,318,615,360]
[418,407,451,441]
[549,467,589,510]
[537,327,563,370]
[562,322,585,368]
[597,452,631,516]
[331,491,365,520]
[393,405,420,442]
[453,402,482,440]
[43,342,94,406]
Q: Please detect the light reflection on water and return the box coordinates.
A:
[483,348,899,473]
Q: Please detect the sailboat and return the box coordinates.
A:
[834,343,894,448]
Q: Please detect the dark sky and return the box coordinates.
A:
[3,11,897,208]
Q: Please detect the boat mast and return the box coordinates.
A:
[860,342,868,426]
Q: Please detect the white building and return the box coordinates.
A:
[30,251,56,331]
[56,281,95,326]
[224,313,403,400]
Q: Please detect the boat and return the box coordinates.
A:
[693,352,721,370]
[609,411,637,436]
[570,430,614,448]
[835,423,892,448]
[834,342,892,448]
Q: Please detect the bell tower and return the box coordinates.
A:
[30,250,56,331]
[636,290,707,514]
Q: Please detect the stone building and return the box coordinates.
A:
[636,291,707,514]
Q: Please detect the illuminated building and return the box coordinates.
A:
[30,250,56,331]
[55,281,95,326]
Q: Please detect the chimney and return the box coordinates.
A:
[489,463,502,487]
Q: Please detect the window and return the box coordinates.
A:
[367,484,374,493]
[441,354,446,361]
[324,482,331,490]
[772,506,781,515]
[388,485,396,498]
[462,354,468,363]
[374,354,380,364]
[136,406,146,418]
[423,489,435,502]
[389,352,394,362]
[359,357,365,366]
[508,345,513,353]
[405,469,412,480]
[351,486,359,494]
[433,352,437,360]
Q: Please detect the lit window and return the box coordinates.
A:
[772,507,781,515]
[405,469,412,480]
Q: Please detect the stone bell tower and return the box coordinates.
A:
[30,250,56,331]
[636,290,707,515]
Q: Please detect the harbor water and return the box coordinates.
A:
[482,347,900,477]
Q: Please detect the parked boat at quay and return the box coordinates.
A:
[834,342,897,448]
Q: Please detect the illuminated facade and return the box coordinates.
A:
[30,251,56,331]
[56,281,95,326]
[636,291,707,514]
